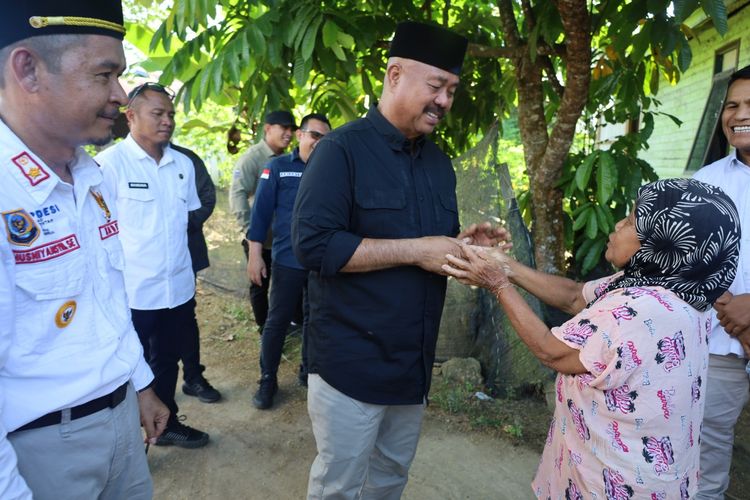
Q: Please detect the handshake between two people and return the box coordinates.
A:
[416,222,516,294]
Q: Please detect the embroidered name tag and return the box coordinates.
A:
[99,220,119,240]
[279,171,302,178]
[128,182,149,189]
[12,235,80,264]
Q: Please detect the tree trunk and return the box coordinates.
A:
[499,0,591,276]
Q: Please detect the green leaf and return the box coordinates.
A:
[575,152,597,191]
[573,207,592,232]
[575,237,595,262]
[630,24,651,64]
[181,118,211,130]
[596,152,617,205]
[673,0,700,21]
[331,43,346,61]
[293,54,307,87]
[701,0,728,35]
[594,205,609,233]
[247,25,266,56]
[677,41,692,72]
[301,15,323,61]
[226,44,241,84]
[582,239,606,275]
[322,20,340,48]
[337,31,355,50]
[211,56,224,95]
[585,209,599,239]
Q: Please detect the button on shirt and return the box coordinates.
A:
[694,151,750,358]
[248,148,305,269]
[0,120,153,437]
[292,106,460,405]
[96,135,201,310]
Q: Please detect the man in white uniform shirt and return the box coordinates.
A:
[693,64,750,499]
[0,1,169,498]
[97,83,210,448]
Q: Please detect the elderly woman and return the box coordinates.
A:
[443,179,740,499]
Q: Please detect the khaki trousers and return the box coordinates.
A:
[306,374,425,500]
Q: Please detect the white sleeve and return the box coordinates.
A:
[0,243,33,499]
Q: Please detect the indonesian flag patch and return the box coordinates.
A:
[260,168,270,180]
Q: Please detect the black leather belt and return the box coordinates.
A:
[12,382,128,433]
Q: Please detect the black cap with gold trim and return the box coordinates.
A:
[388,21,468,76]
[0,0,125,49]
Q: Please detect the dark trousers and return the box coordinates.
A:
[180,297,205,384]
[260,263,308,378]
[242,240,272,329]
[131,298,196,424]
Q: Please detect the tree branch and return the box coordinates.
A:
[541,55,564,97]
[467,42,565,59]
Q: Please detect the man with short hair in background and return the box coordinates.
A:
[693,64,750,499]
[97,82,210,449]
[230,110,296,333]
[248,113,331,410]
[0,1,168,498]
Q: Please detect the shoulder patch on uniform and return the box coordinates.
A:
[260,168,270,179]
[2,209,40,246]
[12,152,50,186]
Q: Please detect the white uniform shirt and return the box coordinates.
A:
[0,120,153,436]
[96,135,201,310]
[694,151,750,358]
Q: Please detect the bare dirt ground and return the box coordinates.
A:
[147,283,541,500]
[148,192,749,499]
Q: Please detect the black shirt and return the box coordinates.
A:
[292,106,460,405]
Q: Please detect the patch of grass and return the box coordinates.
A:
[430,378,551,450]
[225,303,252,323]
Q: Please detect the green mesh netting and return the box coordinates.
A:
[439,123,554,395]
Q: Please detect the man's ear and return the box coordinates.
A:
[386,62,403,88]
[8,47,42,92]
[125,107,136,126]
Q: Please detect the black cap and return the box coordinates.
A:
[0,0,125,50]
[388,21,468,75]
[264,110,297,130]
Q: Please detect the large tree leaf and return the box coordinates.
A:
[596,151,617,205]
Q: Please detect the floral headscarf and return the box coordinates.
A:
[600,178,741,311]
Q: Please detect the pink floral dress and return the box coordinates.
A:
[532,274,709,499]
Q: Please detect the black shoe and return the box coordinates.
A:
[252,374,278,410]
[156,418,209,448]
[182,377,221,403]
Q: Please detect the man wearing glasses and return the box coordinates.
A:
[96,82,210,448]
[247,113,331,409]
[230,110,297,335]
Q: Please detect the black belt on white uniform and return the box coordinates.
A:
[12,382,128,433]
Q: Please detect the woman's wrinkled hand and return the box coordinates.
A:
[441,244,512,294]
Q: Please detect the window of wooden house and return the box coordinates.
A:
[685,42,740,173]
